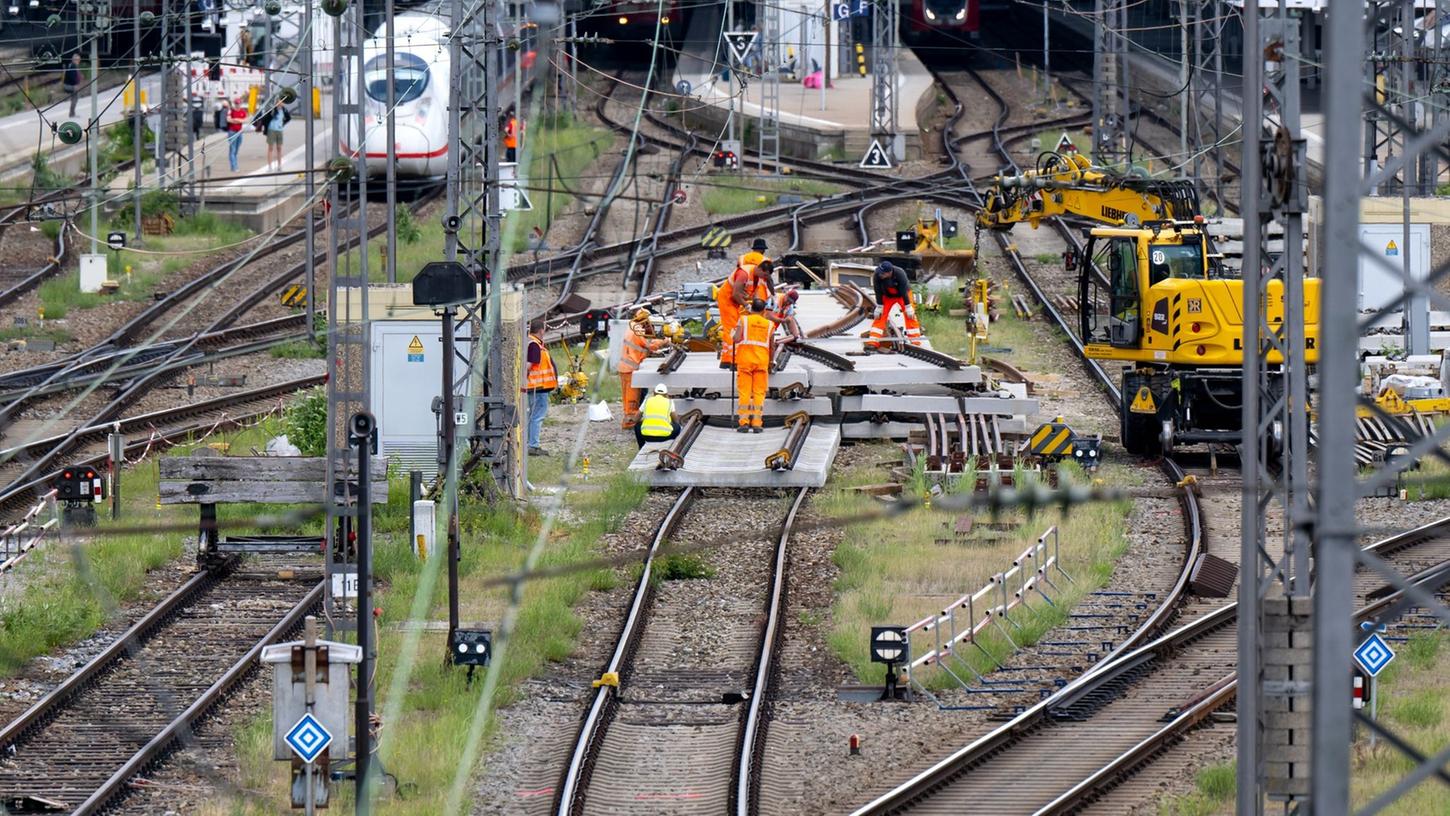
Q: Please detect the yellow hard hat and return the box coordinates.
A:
[633,308,651,322]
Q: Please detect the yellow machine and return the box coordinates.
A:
[555,336,593,403]
[979,152,1321,454]
[904,217,976,278]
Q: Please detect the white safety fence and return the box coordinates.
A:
[900,526,1073,704]
[0,489,60,573]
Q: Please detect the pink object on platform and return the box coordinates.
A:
[802,71,824,89]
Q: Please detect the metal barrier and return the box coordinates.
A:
[899,526,1073,706]
[0,489,60,572]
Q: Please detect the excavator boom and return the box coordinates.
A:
[977,152,1201,231]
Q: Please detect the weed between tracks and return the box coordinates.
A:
[345,114,616,283]
[822,449,1132,689]
[37,212,251,319]
[700,174,844,216]
[1159,762,1235,816]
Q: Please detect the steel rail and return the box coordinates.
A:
[736,486,810,815]
[554,487,698,814]
[1032,516,1450,814]
[0,375,324,515]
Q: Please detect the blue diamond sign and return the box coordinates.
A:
[285,712,333,764]
[1354,632,1396,677]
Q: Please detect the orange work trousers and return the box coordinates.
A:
[866,296,923,348]
[717,294,742,365]
[620,370,644,429]
[736,364,768,428]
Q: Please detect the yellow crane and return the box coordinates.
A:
[978,152,1321,455]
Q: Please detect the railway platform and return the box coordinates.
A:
[672,37,935,161]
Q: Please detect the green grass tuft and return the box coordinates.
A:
[656,552,714,581]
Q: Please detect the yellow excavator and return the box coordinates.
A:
[979,152,1321,455]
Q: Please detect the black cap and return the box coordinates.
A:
[751,238,768,252]
[875,261,892,273]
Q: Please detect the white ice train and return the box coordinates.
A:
[343,1,538,178]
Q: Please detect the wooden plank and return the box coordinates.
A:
[159,477,389,505]
[159,456,388,482]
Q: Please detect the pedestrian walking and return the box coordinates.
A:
[225,96,248,172]
[732,298,774,433]
[618,309,670,430]
[636,383,679,448]
[525,318,557,456]
[63,53,82,118]
[867,260,922,349]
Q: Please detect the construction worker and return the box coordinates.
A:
[867,260,923,349]
[738,237,769,270]
[716,254,773,369]
[636,383,680,448]
[767,287,803,342]
[732,298,774,433]
[618,309,669,430]
[524,318,556,457]
[504,111,520,163]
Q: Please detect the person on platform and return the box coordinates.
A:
[524,318,557,456]
[732,298,775,433]
[225,96,248,172]
[867,260,922,349]
[63,53,82,118]
[255,99,291,172]
[618,309,670,430]
[636,383,680,448]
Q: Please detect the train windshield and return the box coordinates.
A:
[364,53,429,104]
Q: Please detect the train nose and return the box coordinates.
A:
[363,122,433,160]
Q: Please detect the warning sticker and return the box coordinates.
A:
[407,335,425,362]
[1385,240,1399,256]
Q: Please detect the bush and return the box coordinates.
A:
[140,189,180,219]
[31,154,66,191]
[284,388,329,457]
[395,205,422,245]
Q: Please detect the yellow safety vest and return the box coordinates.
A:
[640,394,674,437]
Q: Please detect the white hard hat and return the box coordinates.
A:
[653,383,669,395]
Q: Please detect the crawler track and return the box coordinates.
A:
[554,487,808,815]
[0,564,324,814]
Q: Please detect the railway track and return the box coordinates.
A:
[815,60,1244,814]
[554,487,807,815]
[0,562,324,814]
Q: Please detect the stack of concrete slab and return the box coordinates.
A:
[629,423,841,488]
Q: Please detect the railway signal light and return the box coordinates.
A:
[450,628,492,678]
[320,0,346,16]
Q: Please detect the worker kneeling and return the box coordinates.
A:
[867,260,923,349]
[636,383,679,448]
[732,298,775,433]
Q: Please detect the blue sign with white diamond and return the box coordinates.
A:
[285,712,333,764]
[1354,632,1396,677]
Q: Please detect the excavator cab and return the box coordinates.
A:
[1077,224,1214,354]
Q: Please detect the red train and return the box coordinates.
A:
[583,0,682,44]
[906,0,980,38]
